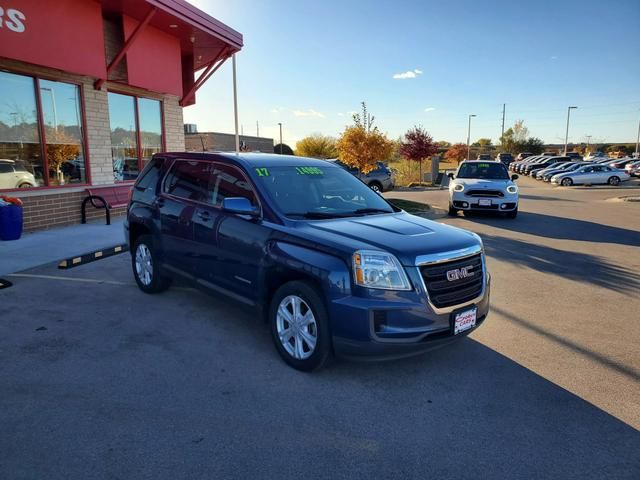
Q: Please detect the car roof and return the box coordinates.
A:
[162,152,338,169]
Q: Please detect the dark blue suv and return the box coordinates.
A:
[125,152,490,371]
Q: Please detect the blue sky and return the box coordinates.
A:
[185,0,640,147]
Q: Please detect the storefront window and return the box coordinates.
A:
[39,80,86,186]
[108,92,163,182]
[0,71,44,189]
[138,98,162,166]
[0,70,88,190]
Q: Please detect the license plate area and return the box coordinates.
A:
[452,306,477,335]
[478,199,492,206]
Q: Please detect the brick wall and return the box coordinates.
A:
[164,96,185,151]
[19,190,125,232]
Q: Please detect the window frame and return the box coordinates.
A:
[0,67,91,192]
[161,159,262,212]
[107,89,166,184]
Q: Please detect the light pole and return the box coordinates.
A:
[278,122,283,154]
[564,106,577,155]
[635,117,640,158]
[466,114,476,160]
[40,86,58,133]
[232,53,239,153]
[585,135,592,154]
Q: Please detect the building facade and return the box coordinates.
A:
[185,131,275,153]
[0,0,242,231]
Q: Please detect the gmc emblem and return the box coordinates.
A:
[446,266,474,282]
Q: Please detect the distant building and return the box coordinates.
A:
[185,129,274,153]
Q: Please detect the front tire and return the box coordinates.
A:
[561,178,573,187]
[448,204,458,216]
[132,235,171,294]
[369,181,383,193]
[608,176,620,186]
[269,281,331,372]
[506,208,518,219]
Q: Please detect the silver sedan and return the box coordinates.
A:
[551,164,630,186]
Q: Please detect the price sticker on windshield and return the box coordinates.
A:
[295,166,324,175]
[477,163,490,168]
[255,167,270,177]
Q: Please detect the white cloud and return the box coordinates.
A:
[337,112,344,116]
[271,107,284,113]
[550,56,558,60]
[293,109,325,118]
[393,69,423,79]
[424,107,436,112]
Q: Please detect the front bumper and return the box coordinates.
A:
[329,266,491,360]
[450,191,518,212]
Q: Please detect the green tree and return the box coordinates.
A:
[295,134,338,159]
[336,102,394,173]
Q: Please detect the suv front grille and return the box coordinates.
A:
[465,190,504,197]
[419,254,484,309]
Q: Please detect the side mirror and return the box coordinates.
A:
[447,172,455,179]
[511,174,519,181]
[222,197,260,217]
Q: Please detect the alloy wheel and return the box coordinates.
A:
[135,244,153,286]
[276,295,318,360]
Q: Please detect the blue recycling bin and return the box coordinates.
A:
[0,205,23,241]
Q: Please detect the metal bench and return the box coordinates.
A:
[81,185,132,225]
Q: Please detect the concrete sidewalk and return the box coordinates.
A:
[0,219,126,276]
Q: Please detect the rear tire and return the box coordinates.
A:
[608,176,620,186]
[561,178,573,187]
[132,234,171,294]
[269,281,331,372]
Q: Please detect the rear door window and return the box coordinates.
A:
[163,160,211,203]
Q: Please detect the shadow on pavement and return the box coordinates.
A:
[491,305,640,382]
[466,211,640,247]
[480,233,640,293]
[518,193,580,202]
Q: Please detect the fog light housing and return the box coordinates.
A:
[462,202,469,208]
[501,204,508,209]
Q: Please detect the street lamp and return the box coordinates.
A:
[635,117,640,158]
[466,114,476,160]
[564,106,577,155]
[278,122,283,154]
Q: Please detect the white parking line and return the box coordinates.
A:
[7,273,133,286]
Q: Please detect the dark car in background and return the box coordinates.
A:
[330,159,395,192]
[495,153,514,166]
[523,156,570,176]
[515,152,533,162]
[566,152,583,161]
[125,152,489,371]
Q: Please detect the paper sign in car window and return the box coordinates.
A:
[295,167,324,175]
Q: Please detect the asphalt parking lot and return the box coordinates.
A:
[1,176,639,479]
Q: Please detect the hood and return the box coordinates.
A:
[450,178,513,189]
[293,212,481,266]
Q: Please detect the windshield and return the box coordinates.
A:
[457,162,510,180]
[253,165,395,218]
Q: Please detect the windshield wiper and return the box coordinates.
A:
[350,208,393,215]
[285,211,351,219]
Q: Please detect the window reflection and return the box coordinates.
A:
[108,92,138,182]
[0,71,43,188]
[138,98,162,166]
[108,93,163,182]
[39,79,86,185]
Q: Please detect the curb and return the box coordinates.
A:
[58,244,129,269]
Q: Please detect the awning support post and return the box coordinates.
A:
[233,53,239,153]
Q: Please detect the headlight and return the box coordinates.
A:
[353,250,411,290]
[453,183,465,192]
[506,185,518,194]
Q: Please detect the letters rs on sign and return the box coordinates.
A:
[0,7,26,33]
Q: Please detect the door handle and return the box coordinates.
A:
[156,198,165,208]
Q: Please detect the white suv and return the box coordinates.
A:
[448,161,519,218]
[0,159,37,189]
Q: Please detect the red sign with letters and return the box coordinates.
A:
[0,0,106,78]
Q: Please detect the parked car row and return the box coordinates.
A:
[508,154,635,186]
